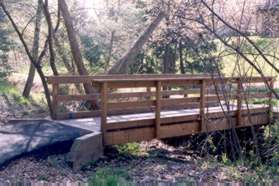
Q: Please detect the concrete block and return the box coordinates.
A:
[68,132,103,170]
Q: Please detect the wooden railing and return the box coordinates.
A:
[47,75,274,145]
[47,74,213,119]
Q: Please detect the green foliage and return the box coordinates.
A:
[241,156,279,182]
[221,153,231,165]
[130,52,159,74]
[249,98,277,106]
[182,38,220,74]
[147,35,221,74]
[80,35,105,70]
[116,143,141,156]
[265,123,279,167]
[89,167,131,186]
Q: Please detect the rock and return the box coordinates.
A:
[0,119,90,165]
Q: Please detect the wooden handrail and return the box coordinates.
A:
[46,75,274,84]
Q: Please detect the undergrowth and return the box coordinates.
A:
[215,123,279,182]
[109,124,279,183]
[115,143,141,156]
[0,79,30,105]
[0,79,47,117]
[89,167,131,186]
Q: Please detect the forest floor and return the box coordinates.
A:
[0,79,278,184]
[0,139,272,184]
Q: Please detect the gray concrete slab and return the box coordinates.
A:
[57,118,101,132]
[0,120,90,165]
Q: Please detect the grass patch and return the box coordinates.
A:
[219,37,279,79]
[0,79,47,109]
[0,80,30,105]
[248,98,278,106]
[222,56,279,78]
[89,167,131,186]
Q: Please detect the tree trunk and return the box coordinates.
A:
[54,36,74,73]
[22,0,43,98]
[162,44,176,98]
[109,12,165,74]
[163,44,176,74]
[179,42,185,74]
[54,35,83,93]
[105,30,115,73]
[43,0,59,75]
[58,0,94,94]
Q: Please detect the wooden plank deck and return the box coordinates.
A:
[107,104,266,123]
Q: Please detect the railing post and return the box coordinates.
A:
[101,82,108,145]
[156,81,161,138]
[183,86,188,98]
[52,83,59,119]
[200,79,206,132]
[146,87,151,100]
[237,79,242,126]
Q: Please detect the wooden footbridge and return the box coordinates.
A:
[47,75,274,146]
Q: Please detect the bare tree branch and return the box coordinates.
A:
[201,0,279,74]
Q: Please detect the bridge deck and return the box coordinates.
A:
[107,104,264,123]
[58,104,269,145]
